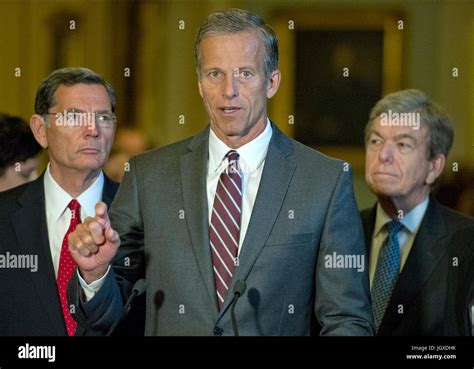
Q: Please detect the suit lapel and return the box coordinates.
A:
[180,127,219,312]
[360,206,377,259]
[220,123,296,313]
[102,175,119,208]
[10,175,66,335]
[381,198,449,331]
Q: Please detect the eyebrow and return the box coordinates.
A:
[393,133,417,143]
[370,130,417,143]
[63,108,112,114]
[94,109,113,114]
[202,66,256,72]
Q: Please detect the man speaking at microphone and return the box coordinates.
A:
[67,8,373,336]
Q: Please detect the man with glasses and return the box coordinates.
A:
[0,67,120,335]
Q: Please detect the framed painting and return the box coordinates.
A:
[269,10,403,170]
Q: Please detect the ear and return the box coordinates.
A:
[266,69,281,99]
[198,79,204,98]
[30,114,49,149]
[426,154,445,185]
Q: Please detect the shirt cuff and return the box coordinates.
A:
[77,265,111,302]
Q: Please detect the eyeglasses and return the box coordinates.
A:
[44,109,116,129]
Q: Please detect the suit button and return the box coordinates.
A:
[213,326,223,336]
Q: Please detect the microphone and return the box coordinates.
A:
[230,280,247,336]
[106,279,147,336]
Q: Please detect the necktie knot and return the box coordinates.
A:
[226,150,240,175]
[226,150,239,163]
[386,220,403,236]
[68,199,81,222]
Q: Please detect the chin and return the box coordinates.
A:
[372,186,402,199]
[78,159,105,171]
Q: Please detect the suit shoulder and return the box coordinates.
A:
[131,135,195,168]
[437,202,474,230]
[289,138,348,173]
[0,182,31,214]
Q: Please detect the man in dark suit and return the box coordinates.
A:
[0,67,119,336]
[67,9,374,336]
[361,89,474,335]
[443,225,474,335]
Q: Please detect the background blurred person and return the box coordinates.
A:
[0,113,42,191]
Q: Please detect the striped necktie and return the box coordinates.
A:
[209,150,242,310]
[371,220,404,331]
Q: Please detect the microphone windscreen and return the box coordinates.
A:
[132,279,148,296]
[233,280,247,296]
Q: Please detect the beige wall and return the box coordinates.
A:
[0,0,472,208]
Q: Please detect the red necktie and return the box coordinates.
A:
[57,199,81,336]
[209,150,242,310]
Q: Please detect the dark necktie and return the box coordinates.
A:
[57,199,81,336]
[371,220,404,331]
[209,150,242,310]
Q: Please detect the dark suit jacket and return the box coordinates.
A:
[69,123,374,336]
[0,172,118,336]
[360,198,474,335]
[443,225,474,335]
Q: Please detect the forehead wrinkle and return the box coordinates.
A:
[200,32,263,68]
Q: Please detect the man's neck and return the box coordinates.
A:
[378,190,430,219]
[49,164,101,198]
[211,117,268,149]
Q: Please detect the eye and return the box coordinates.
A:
[209,70,221,78]
[398,141,412,149]
[240,70,252,78]
[369,138,382,145]
[97,114,112,122]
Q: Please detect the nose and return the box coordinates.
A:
[222,73,238,99]
[378,141,394,163]
[85,113,99,138]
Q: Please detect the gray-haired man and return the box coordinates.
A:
[0,67,119,335]
[68,8,374,336]
[361,89,474,335]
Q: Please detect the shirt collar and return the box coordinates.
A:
[44,163,105,221]
[208,118,273,175]
[374,196,430,236]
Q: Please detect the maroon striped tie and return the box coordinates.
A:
[210,150,242,310]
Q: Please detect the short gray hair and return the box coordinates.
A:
[365,89,454,160]
[194,8,279,80]
[34,67,116,115]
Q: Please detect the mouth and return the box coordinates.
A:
[219,106,242,114]
[373,172,397,178]
[79,148,101,154]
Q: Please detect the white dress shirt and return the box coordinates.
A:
[80,119,273,299]
[369,196,429,287]
[44,164,104,277]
